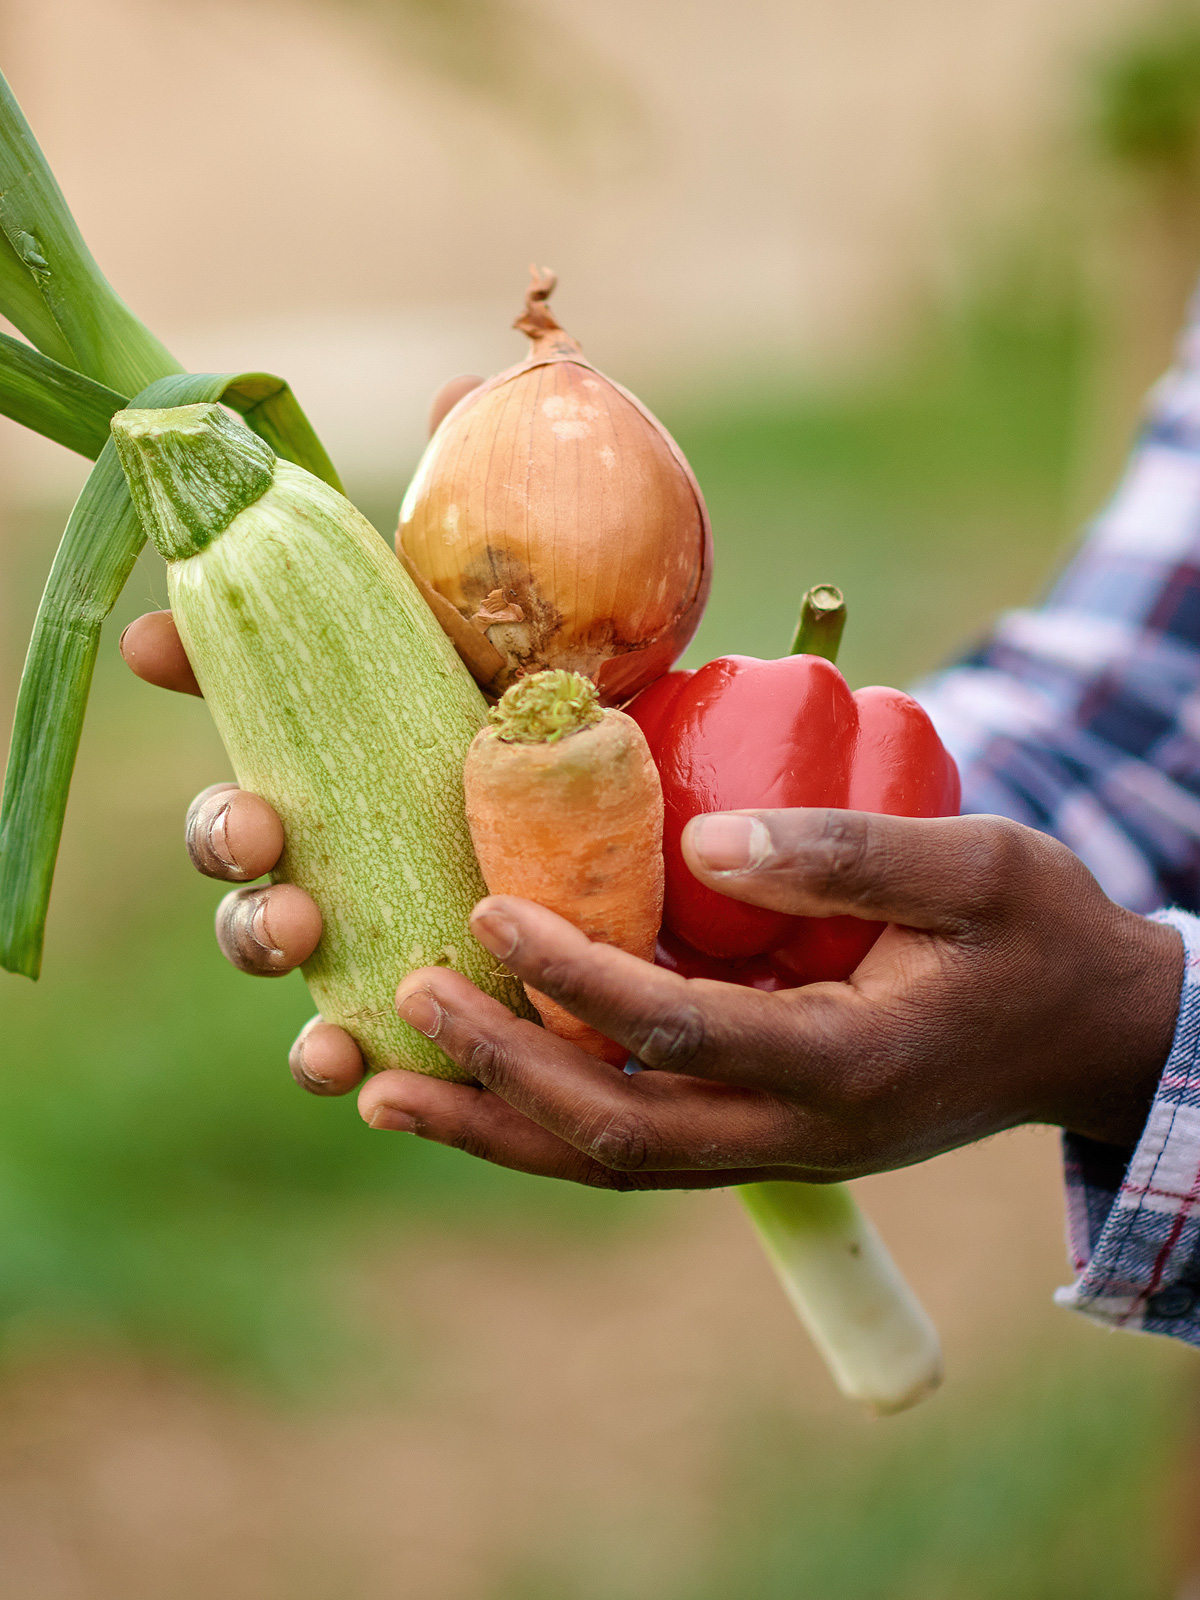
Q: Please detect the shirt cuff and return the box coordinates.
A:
[1055,908,1200,1343]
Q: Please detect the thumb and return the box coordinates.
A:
[681,808,1025,932]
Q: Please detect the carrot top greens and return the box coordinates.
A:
[488,669,603,745]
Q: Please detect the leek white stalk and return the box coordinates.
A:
[111,402,529,1077]
[740,1181,942,1414]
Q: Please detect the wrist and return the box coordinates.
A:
[1056,911,1184,1148]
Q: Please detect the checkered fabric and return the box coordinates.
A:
[915,291,1200,1345]
[1052,910,1200,1341]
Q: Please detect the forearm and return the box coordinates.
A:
[913,287,1200,1343]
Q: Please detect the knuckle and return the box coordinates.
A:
[463,1035,503,1086]
[628,1003,706,1071]
[584,1109,657,1172]
[809,811,871,899]
[956,816,1034,920]
[529,954,588,1008]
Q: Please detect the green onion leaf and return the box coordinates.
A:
[0,68,180,394]
[0,370,342,978]
[0,329,124,458]
[0,333,343,490]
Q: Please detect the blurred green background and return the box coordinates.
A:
[3,1,1200,1596]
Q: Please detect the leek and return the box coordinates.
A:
[0,68,177,391]
[740,1183,942,1414]
[0,67,341,976]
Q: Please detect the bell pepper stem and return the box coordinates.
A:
[738,1180,943,1414]
[790,584,846,663]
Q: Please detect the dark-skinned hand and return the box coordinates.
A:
[117,373,1183,1188]
[119,612,1184,1189]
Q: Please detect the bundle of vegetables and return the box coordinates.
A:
[465,657,947,1414]
[0,64,945,1412]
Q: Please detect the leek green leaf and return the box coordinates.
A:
[0,68,179,394]
[0,329,124,458]
[0,333,343,489]
[0,370,342,978]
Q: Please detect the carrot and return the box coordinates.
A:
[463,669,664,1065]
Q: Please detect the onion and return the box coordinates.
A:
[396,268,712,704]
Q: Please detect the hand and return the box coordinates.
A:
[355,810,1182,1187]
[118,362,1182,1180]
[164,746,1185,1186]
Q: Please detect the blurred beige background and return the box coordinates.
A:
[2,2,1198,1596]
[0,0,1151,503]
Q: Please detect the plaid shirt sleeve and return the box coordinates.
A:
[914,285,1200,1344]
[1052,908,1200,1340]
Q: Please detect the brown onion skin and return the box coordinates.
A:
[396,279,712,705]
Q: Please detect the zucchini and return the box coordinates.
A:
[112,401,527,1077]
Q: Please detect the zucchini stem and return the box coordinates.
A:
[112,404,276,560]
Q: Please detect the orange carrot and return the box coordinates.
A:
[463,669,664,1065]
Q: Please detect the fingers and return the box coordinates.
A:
[469,895,723,1071]
[466,895,829,1090]
[194,784,316,977]
[393,959,799,1171]
[119,610,202,696]
[186,784,285,881]
[681,809,1033,932]
[358,1069,811,1190]
[215,883,322,976]
[361,1068,630,1184]
[289,1017,366,1096]
[427,374,484,437]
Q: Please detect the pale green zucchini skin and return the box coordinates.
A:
[113,404,526,1078]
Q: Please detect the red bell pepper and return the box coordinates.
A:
[627,648,960,990]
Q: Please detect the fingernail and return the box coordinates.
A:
[250,895,285,960]
[186,792,249,880]
[118,622,132,655]
[397,988,444,1038]
[689,813,772,873]
[471,908,519,959]
[206,801,243,874]
[288,1029,331,1089]
[367,1106,418,1133]
[216,888,289,975]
